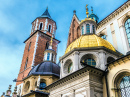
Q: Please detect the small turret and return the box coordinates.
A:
[43,34,56,63]
[89,6,99,23]
[31,7,57,38]
[80,5,98,35]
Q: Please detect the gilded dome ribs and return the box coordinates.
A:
[65,35,116,54]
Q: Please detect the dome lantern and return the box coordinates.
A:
[80,5,98,35]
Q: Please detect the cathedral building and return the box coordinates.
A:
[1,0,130,97]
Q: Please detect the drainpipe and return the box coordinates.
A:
[105,68,110,97]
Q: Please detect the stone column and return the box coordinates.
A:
[84,24,86,34]
[73,51,79,72]
[90,24,92,34]
[98,51,106,70]
[30,78,35,91]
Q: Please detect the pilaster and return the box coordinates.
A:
[73,51,79,72]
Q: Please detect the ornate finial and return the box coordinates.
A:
[9,85,12,90]
[1,92,5,97]
[12,87,17,97]
[50,33,54,48]
[91,6,93,13]
[86,4,89,17]
[46,6,48,10]
[14,86,17,92]
[6,85,12,96]
[3,92,5,95]
[73,10,76,15]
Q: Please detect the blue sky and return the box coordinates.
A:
[0,0,127,95]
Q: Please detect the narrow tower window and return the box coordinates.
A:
[51,53,54,61]
[47,53,50,61]
[24,58,28,69]
[48,25,51,32]
[28,42,31,51]
[39,23,43,30]
[86,24,90,34]
[92,25,95,34]
[46,42,49,49]
[82,26,84,35]
[125,18,130,47]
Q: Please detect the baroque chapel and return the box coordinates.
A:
[1,0,130,97]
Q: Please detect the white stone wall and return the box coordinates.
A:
[97,2,130,54]
[60,49,118,78]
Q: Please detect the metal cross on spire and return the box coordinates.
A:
[91,6,93,13]
[86,4,89,17]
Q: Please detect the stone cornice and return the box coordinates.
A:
[24,30,60,43]
[59,46,122,61]
[106,54,130,70]
[45,65,104,90]
[97,0,130,29]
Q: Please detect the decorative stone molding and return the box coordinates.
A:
[97,1,130,29]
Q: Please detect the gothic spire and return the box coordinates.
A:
[40,7,52,19]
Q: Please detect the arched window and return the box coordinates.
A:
[44,53,47,60]
[68,62,73,73]
[48,25,51,32]
[125,19,130,46]
[86,24,90,34]
[39,82,46,90]
[118,76,130,97]
[107,57,115,63]
[64,59,73,74]
[39,23,43,30]
[47,53,50,61]
[82,26,84,35]
[28,42,31,51]
[51,53,54,61]
[24,81,30,92]
[84,58,96,66]
[100,34,106,40]
[92,25,95,34]
[24,57,28,69]
[81,54,96,67]
[46,42,49,49]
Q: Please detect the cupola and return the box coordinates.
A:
[89,7,99,23]
[80,5,98,35]
[43,35,56,63]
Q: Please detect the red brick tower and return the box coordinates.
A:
[67,11,80,47]
[16,8,60,86]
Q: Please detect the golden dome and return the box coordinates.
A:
[65,34,116,54]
